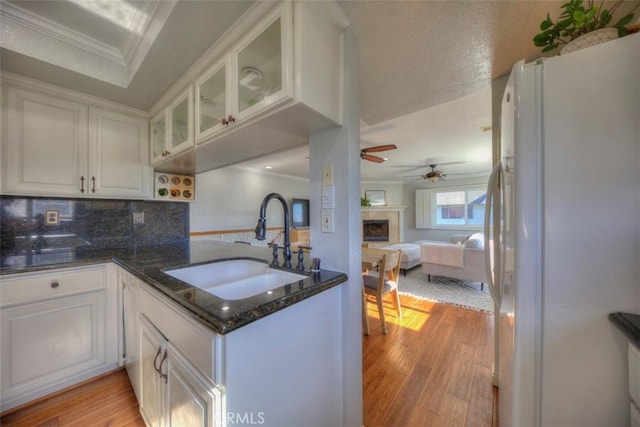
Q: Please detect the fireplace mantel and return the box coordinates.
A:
[361,206,407,212]
[361,206,407,243]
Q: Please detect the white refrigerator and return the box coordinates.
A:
[485,33,640,426]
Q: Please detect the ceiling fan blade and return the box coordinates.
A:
[361,153,386,163]
[361,144,398,153]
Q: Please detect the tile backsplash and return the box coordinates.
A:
[0,196,189,255]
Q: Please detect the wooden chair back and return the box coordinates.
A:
[380,250,401,284]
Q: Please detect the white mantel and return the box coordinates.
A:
[361,206,407,243]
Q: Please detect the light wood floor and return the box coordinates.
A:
[0,368,144,427]
[1,295,496,427]
[363,293,496,426]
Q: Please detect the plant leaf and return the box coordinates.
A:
[615,13,634,28]
[540,18,553,30]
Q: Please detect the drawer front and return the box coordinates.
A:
[1,265,106,307]
[138,283,217,383]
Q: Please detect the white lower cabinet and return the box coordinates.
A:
[138,304,220,427]
[0,264,119,412]
[139,314,167,427]
[121,269,141,400]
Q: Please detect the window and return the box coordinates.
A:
[434,186,486,228]
[415,186,487,229]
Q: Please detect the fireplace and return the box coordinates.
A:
[363,219,389,242]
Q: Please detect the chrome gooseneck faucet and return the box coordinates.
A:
[255,192,292,268]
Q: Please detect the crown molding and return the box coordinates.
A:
[0,0,175,88]
[1,71,149,118]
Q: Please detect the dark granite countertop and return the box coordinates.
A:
[609,312,640,350]
[0,241,348,335]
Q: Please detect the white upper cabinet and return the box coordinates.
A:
[151,87,194,165]
[89,106,151,198]
[194,7,292,145]
[2,81,152,199]
[231,6,292,123]
[153,0,347,173]
[4,86,88,196]
[195,57,229,142]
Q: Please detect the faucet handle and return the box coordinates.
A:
[270,243,279,266]
[296,247,305,271]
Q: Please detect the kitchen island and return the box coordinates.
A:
[1,241,348,425]
[1,240,348,334]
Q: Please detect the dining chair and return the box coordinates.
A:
[362,249,402,335]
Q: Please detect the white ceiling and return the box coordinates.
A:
[2,0,614,182]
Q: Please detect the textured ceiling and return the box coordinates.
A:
[340,0,567,125]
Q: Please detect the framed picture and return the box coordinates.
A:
[365,190,386,206]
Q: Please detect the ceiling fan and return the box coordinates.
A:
[403,163,460,182]
[360,144,397,163]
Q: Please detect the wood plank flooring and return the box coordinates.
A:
[0,368,145,427]
[363,294,496,426]
[1,294,496,427]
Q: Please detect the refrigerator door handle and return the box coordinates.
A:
[484,161,502,307]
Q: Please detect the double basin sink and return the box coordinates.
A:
[165,259,307,300]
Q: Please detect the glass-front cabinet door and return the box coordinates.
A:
[169,88,193,155]
[195,58,228,143]
[232,5,292,122]
[150,112,167,164]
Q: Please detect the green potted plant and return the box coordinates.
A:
[360,196,371,207]
[533,0,638,53]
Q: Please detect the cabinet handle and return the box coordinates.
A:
[80,176,85,194]
[159,350,168,384]
[228,115,236,124]
[50,281,60,289]
[221,117,228,125]
[91,176,96,194]
[153,345,162,372]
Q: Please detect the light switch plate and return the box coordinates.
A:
[322,164,334,186]
[322,185,334,209]
[321,209,334,232]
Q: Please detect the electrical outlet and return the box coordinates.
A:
[133,212,144,225]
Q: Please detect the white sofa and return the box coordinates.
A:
[379,243,423,276]
[380,240,451,275]
[420,235,488,290]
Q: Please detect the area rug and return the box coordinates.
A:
[397,268,494,313]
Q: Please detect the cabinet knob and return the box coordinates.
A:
[221,118,228,125]
[228,115,236,124]
[51,281,60,288]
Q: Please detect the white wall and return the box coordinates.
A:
[308,29,362,426]
[402,176,489,242]
[360,182,403,206]
[190,166,309,232]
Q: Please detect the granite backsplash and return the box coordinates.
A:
[0,196,189,256]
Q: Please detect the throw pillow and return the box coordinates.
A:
[463,232,485,249]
